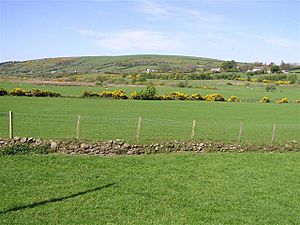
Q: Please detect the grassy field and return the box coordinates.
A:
[0,153,299,224]
[0,95,299,143]
[1,80,299,102]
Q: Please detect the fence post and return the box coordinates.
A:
[136,116,142,142]
[76,114,81,139]
[9,111,13,139]
[191,120,196,140]
[271,124,276,144]
[237,122,243,143]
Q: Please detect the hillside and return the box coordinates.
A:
[0,55,224,77]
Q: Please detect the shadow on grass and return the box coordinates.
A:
[0,183,115,215]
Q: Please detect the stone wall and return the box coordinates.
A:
[0,137,298,155]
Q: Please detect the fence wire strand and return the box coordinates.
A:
[0,112,299,143]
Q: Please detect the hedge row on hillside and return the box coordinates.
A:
[0,88,61,97]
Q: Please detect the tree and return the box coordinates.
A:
[221,60,237,71]
[288,74,297,84]
[270,64,280,73]
[265,84,276,92]
[139,83,157,99]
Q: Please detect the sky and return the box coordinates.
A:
[1,0,299,64]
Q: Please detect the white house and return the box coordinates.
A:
[211,68,221,73]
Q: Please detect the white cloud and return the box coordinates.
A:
[80,29,185,53]
[262,36,298,48]
[137,0,223,23]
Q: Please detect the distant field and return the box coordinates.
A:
[0,153,299,224]
[0,95,299,143]
[1,80,299,102]
[0,54,223,76]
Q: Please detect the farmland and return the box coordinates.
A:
[0,80,299,143]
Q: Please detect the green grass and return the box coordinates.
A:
[0,95,299,143]
[1,80,299,101]
[0,153,299,224]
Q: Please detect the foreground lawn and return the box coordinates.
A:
[0,153,299,224]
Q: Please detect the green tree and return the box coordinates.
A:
[270,64,280,73]
[288,74,297,84]
[139,83,157,100]
[265,84,276,92]
[221,60,237,71]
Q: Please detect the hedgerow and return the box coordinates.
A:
[3,88,61,97]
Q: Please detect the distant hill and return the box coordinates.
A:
[0,54,228,77]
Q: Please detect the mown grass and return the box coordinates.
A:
[0,153,299,224]
[0,95,299,143]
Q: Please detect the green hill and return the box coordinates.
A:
[0,54,224,77]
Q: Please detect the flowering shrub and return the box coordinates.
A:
[205,94,225,101]
[275,80,290,85]
[131,91,139,99]
[9,88,60,97]
[235,77,247,81]
[82,91,100,97]
[169,92,189,100]
[227,96,240,102]
[110,90,127,99]
[259,96,270,103]
[0,88,8,96]
[29,89,61,97]
[10,88,30,96]
[189,94,204,101]
[276,98,288,104]
[82,90,127,99]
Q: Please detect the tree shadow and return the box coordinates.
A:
[0,183,115,215]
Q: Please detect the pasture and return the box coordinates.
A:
[0,80,299,143]
[0,153,299,224]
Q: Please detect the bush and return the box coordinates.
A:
[9,88,60,97]
[227,96,240,102]
[0,88,8,96]
[29,89,61,97]
[205,94,225,101]
[189,94,205,101]
[10,88,29,96]
[82,90,100,97]
[259,96,270,103]
[276,98,289,104]
[288,74,297,84]
[169,92,189,100]
[132,84,157,100]
[265,84,276,92]
[100,90,128,99]
[0,145,50,155]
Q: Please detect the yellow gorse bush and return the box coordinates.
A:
[259,96,270,103]
[276,98,289,104]
[227,96,240,102]
[205,94,225,101]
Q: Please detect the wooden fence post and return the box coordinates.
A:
[237,122,243,143]
[136,116,142,142]
[191,120,196,140]
[9,111,13,139]
[271,124,276,144]
[76,114,81,139]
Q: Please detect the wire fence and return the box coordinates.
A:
[0,111,299,144]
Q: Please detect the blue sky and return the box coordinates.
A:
[1,0,299,63]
